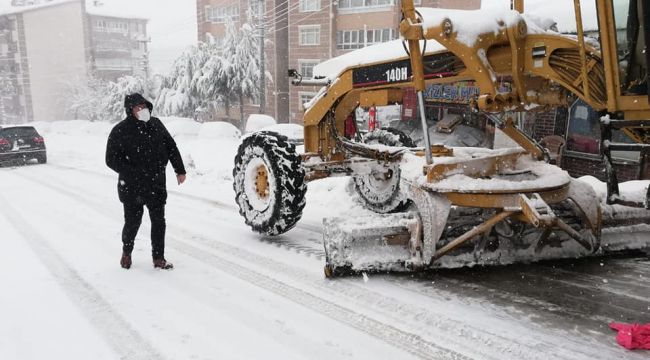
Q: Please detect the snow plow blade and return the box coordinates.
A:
[323,213,421,277]
[322,192,650,278]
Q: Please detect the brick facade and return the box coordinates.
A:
[197,0,481,125]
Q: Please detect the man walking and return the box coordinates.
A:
[106,93,186,270]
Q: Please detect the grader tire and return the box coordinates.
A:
[233,131,307,236]
[351,127,415,213]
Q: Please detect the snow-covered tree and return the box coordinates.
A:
[155,43,222,118]
[221,16,261,126]
[63,75,152,122]
[103,75,148,121]
[154,14,261,124]
[63,76,109,121]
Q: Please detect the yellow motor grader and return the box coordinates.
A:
[233,0,650,277]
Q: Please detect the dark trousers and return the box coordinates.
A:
[122,200,166,260]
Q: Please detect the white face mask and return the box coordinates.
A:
[136,108,151,122]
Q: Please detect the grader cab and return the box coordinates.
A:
[233,0,650,277]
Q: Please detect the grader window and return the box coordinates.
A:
[612,0,648,94]
[566,99,640,161]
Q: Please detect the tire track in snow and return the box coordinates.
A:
[39,163,327,260]
[13,167,472,360]
[35,163,650,359]
[0,192,166,360]
[14,169,604,360]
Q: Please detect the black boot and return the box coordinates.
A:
[120,252,132,269]
[153,258,173,270]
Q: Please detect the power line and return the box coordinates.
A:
[265,2,333,36]
[257,1,303,28]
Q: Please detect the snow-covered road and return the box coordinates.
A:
[1,123,648,359]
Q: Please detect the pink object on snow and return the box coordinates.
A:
[609,322,650,350]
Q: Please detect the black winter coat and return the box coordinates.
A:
[105,94,185,204]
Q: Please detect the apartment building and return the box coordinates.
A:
[287,0,480,123]
[0,0,88,123]
[197,0,480,124]
[86,9,149,81]
[0,0,150,123]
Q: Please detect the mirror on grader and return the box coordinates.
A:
[233,0,650,277]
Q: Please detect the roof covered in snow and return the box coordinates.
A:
[0,0,79,16]
[312,39,445,81]
[0,0,148,20]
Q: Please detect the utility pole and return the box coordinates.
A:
[258,0,266,114]
[275,0,289,123]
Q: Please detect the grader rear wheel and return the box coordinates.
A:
[351,127,415,213]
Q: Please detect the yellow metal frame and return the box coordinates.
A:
[303,0,650,161]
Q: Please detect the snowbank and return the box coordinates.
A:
[165,119,201,138]
[257,124,303,142]
[159,116,193,125]
[198,121,241,141]
[245,114,276,133]
[184,138,238,179]
[48,120,113,136]
[578,176,650,204]
[26,121,53,134]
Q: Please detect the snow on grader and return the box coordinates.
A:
[233,0,650,277]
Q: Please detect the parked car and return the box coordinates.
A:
[0,126,47,165]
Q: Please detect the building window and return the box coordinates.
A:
[299,25,320,46]
[337,28,395,49]
[300,0,320,12]
[365,28,395,45]
[94,20,128,34]
[298,59,319,79]
[566,99,639,161]
[94,20,107,32]
[337,29,364,49]
[207,5,240,23]
[338,0,393,10]
[299,92,317,110]
[251,1,265,17]
[94,58,134,70]
[95,39,130,52]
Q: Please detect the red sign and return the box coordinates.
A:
[368,106,377,131]
[401,87,417,121]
